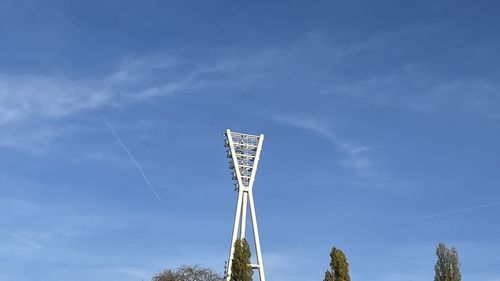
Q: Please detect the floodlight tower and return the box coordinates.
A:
[223,129,266,281]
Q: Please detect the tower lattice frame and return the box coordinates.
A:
[223,129,266,281]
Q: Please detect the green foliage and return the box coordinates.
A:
[152,265,222,281]
[323,271,334,281]
[324,247,351,281]
[231,238,253,281]
[434,243,461,281]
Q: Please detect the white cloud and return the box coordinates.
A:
[327,65,500,116]
[0,73,109,124]
[0,54,230,153]
[2,29,499,155]
[1,231,44,249]
[0,54,224,126]
[0,125,59,153]
[273,114,378,179]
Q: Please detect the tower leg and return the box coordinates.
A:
[248,191,266,281]
[226,189,244,281]
[240,191,248,239]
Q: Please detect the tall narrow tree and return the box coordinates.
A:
[434,243,461,281]
[324,247,351,281]
[231,238,253,281]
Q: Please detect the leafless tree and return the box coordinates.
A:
[152,265,223,281]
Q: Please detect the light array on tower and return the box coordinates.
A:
[224,131,261,191]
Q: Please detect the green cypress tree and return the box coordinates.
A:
[231,238,253,281]
[324,247,351,281]
[434,243,461,281]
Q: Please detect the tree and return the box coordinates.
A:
[434,243,461,281]
[153,265,223,281]
[324,271,334,281]
[231,238,253,281]
[324,247,351,281]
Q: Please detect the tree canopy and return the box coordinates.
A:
[230,238,253,281]
[152,265,223,281]
[434,243,461,281]
[324,247,351,281]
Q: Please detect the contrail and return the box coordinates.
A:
[409,201,500,221]
[101,117,162,202]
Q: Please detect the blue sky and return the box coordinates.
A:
[1,1,500,280]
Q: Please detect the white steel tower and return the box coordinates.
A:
[223,129,266,281]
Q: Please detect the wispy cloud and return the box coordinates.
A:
[317,26,500,119]
[0,73,110,124]
[2,28,499,128]
[0,195,166,264]
[0,53,231,153]
[273,114,377,179]
[273,114,371,154]
[1,231,44,249]
[0,54,224,126]
[324,64,500,117]
[0,125,59,153]
[101,117,162,202]
[409,201,500,222]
